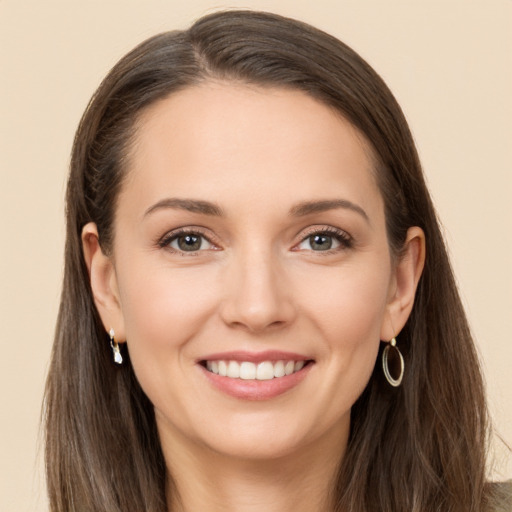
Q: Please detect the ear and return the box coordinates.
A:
[82,222,126,342]
[380,226,426,341]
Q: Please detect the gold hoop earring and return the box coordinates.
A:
[382,337,404,387]
[109,328,123,365]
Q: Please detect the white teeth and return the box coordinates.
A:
[239,362,256,380]
[273,361,285,378]
[294,361,304,372]
[256,361,274,380]
[205,359,308,380]
[227,361,240,378]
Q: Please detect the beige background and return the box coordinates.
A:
[1,1,510,510]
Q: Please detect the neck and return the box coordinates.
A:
[161,424,348,512]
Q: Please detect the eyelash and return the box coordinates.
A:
[294,226,353,254]
[157,226,353,255]
[158,227,218,255]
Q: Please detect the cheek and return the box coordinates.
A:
[295,258,390,397]
[115,260,219,383]
[119,258,215,332]
[299,259,391,342]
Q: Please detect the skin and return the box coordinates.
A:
[83,83,425,512]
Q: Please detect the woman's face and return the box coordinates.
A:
[98,83,406,461]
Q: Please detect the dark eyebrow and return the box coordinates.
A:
[289,199,369,223]
[144,198,224,218]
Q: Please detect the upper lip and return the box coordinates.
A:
[198,350,313,364]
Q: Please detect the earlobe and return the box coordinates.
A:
[381,226,426,341]
[81,222,126,342]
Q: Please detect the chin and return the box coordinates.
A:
[204,430,312,462]
[189,405,350,463]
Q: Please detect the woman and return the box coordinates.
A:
[43,10,510,512]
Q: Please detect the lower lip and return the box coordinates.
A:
[199,363,313,401]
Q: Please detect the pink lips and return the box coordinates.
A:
[198,350,313,401]
[199,350,310,364]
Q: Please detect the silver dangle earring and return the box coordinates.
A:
[382,337,404,387]
[109,328,123,365]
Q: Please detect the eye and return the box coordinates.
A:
[295,228,352,252]
[298,233,339,251]
[300,233,339,251]
[160,229,216,253]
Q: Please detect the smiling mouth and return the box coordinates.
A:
[202,359,314,380]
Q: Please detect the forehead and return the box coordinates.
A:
[120,82,382,220]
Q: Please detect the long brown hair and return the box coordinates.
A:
[44,10,499,511]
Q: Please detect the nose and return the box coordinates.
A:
[219,245,296,333]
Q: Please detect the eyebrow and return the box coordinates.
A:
[144,198,224,218]
[143,197,369,223]
[289,199,369,222]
